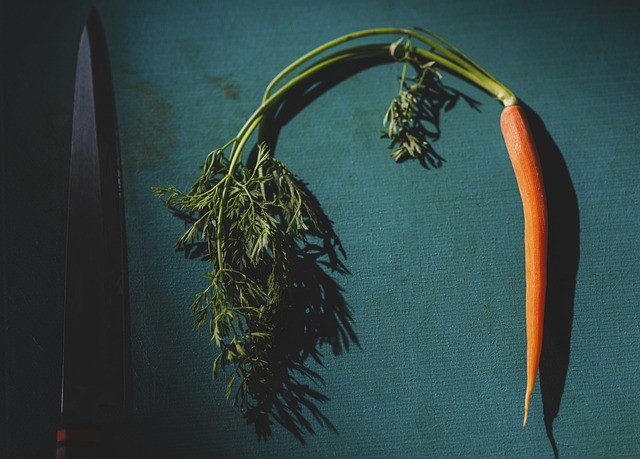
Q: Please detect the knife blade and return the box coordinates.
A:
[58,8,131,458]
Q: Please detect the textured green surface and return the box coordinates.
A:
[3,0,640,457]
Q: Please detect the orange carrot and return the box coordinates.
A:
[158,28,550,431]
[500,105,548,427]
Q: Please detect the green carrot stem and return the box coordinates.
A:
[262,28,516,105]
[215,28,518,269]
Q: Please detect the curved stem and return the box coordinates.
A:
[228,44,393,172]
[215,29,518,269]
[414,27,497,82]
[411,47,516,105]
[262,27,517,105]
[262,28,414,101]
[233,42,514,177]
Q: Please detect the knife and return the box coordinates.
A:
[58,9,132,458]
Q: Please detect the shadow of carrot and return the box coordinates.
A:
[523,103,579,458]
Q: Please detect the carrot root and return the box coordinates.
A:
[500,105,548,428]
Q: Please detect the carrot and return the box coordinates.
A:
[500,105,548,427]
[157,28,550,433]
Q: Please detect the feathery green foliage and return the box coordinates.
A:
[155,26,515,440]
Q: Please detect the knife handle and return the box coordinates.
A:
[57,424,143,459]
[56,427,103,459]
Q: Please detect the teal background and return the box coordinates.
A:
[2,0,640,457]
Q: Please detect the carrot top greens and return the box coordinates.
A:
[154,27,516,439]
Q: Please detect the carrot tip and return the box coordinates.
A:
[523,392,531,427]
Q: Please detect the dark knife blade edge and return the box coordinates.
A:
[59,8,131,452]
